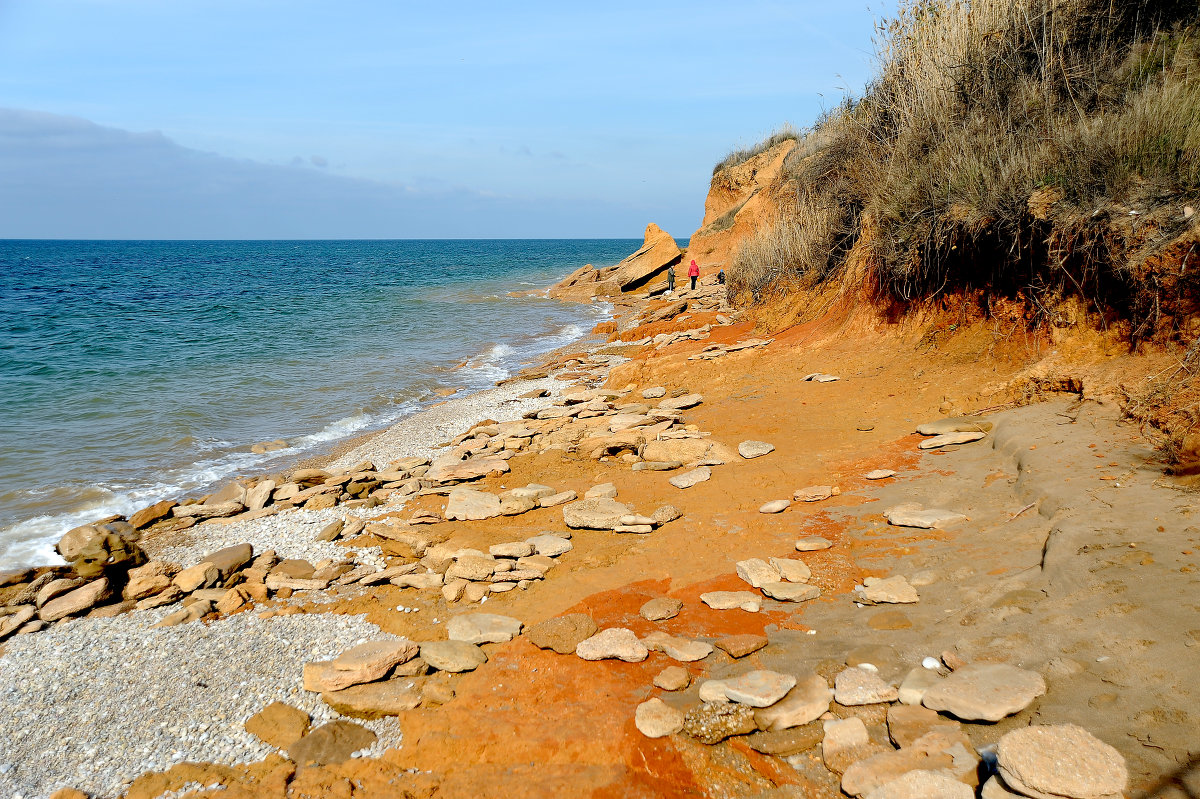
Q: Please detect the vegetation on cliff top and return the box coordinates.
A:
[727,0,1200,343]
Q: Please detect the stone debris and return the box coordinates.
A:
[419,640,488,673]
[769,557,811,583]
[864,469,896,480]
[722,670,797,707]
[669,466,712,489]
[754,672,832,730]
[745,726,823,757]
[654,666,691,691]
[760,582,821,602]
[575,627,649,662]
[835,667,900,705]
[714,634,768,658]
[563,497,634,530]
[525,534,573,557]
[856,575,920,604]
[794,485,836,502]
[735,558,780,588]
[921,663,1046,721]
[996,724,1127,799]
[635,698,685,738]
[738,440,775,459]
[700,591,762,612]
[803,373,840,382]
[682,702,757,744]
[795,536,833,551]
[642,631,714,662]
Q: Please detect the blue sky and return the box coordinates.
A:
[0,1,890,238]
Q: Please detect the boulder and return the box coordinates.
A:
[425,456,509,483]
[57,524,103,562]
[651,504,683,525]
[758,499,791,514]
[635,698,685,738]
[898,667,942,706]
[129,500,177,529]
[122,573,173,601]
[419,640,488,673]
[446,487,502,521]
[608,223,683,292]
[996,723,1126,799]
[769,557,811,583]
[331,639,419,682]
[287,720,377,766]
[584,482,618,499]
[641,438,733,465]
[864,470,897,480]
[794,485,835,502]
[575,627,648,662]
[244,480,276,511]
[562,498,632,530]
[174,562,221,592]
[658,393,703,411]
[489,541,534,558]
[887,704,961,748]
[921,663,1046,721]
[446,613,523,645]
[745,726,824,757]
[823,717,871,765]
[526,613,598,654]
[173,501,244,519]
[203,543,254,577]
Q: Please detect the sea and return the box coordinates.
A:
[0,239,642,570]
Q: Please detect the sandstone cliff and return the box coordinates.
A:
[549,223,682,301]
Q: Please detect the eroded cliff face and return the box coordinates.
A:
[685,139,797,272]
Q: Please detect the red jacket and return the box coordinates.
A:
[687,261,700,277]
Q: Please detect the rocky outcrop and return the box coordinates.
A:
[547,223,682,299]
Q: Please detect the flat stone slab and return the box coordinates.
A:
[738,440,775,459]
[760,582,821,602]
[245,701,310,749]
[575,627,648,662]
[653,666,691,691]
[525,534,573,557]
[635,698,685,738]
[715,634,768,658]
[794,485,834,502]
[445,487,502,521]
[918,431,986,449]
[803,373,840,382]
[755,672,832,730]
[640,596,683,621]
[321,678,422,719]
[669,466,711,489]
[331,640,419,683]
[700,591,761,612]
[864,469,897,480]
[419,640,488,673]
[525,613,597,654]
[287,720,376,766]
[489,542,534,558]
[898,666,942,706]
[642,631,713,662]
[862,769,973,799]
[735,558,779,588]
[997,724,1127,799]
[858,575,919,604]
[446,613,523,645]
[835,667,899,705]
[746,726,824,757]
[922,663,1046,721]
[769,557,811,583]
[723,670,797,708]
[795,536,833,551]
[885,506,967,529]
[659,393,703,410]
[758,499,791,514]
[562,497,633,530]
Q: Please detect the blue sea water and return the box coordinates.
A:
[0,239,639,569]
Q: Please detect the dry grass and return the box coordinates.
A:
[726,0,1200,339]
[712,125,801,175]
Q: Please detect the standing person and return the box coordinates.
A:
[688,259,700,291]
[667,263,676,293]
[717,268,725,285]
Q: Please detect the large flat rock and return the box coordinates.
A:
[921,663,1046,721]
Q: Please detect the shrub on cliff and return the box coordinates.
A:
[728,0,1200,340]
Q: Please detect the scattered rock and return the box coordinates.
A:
[654,666,691,691]
[642,631,713,662]
[759,499,791,514]
[769,557,811,583]
[525,534,573,557]
[489,542,534,558]
[864,470,896,480]
[803,373,840,382]
[745,725,823,757]
[885,506,967,529]
[576,627,648,662]
[651,504,683,525]
[700,591,761,612]
[754,673,833,730]
[321,678,423,719]
[584,482,618,499]
[699,679,730,702]
[38,578,111,622]
[287,720,377,766]
[669,466,711,489]
[446,613,523,645]
[794,485,835,502]
[795,536,833,551]
[419,640,488,673]
[723,670,797,707]
[715,633,768,658]
[887,705,961,748]
[445,487,502,521]
[996,724,1127,799]
[738,441,775,459]
[642,387,666,399]
[640,596,683,621]
[173,562,220,593]
[761,582,821,602]
[736,558,780,588]
[129,499,177,529]
[563,497,633,530]
[635,698,685,738]
[898,667,943,706]
[682,702,757,744]
[835,667,899,705]
[842,747,956,797]
[659,393,703,410]
[916,417,993,436]
[526,614,599,654]
[918,431,986,449]
[823,717,870,766]
[245,702,310,749]
[857,575,920,604]
[921,663,1046,721]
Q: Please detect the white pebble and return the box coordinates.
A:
[922,657,941,670]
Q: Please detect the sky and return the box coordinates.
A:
[0,0,891,239]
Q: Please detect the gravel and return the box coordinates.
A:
[149,506,387,569]
[329,377,562,471]
[0,607,401,798]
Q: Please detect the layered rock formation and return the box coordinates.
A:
[549,223,682,300]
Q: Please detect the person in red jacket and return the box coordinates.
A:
[687,259,700,291]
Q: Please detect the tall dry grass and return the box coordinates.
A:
[727,0,1200,336]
